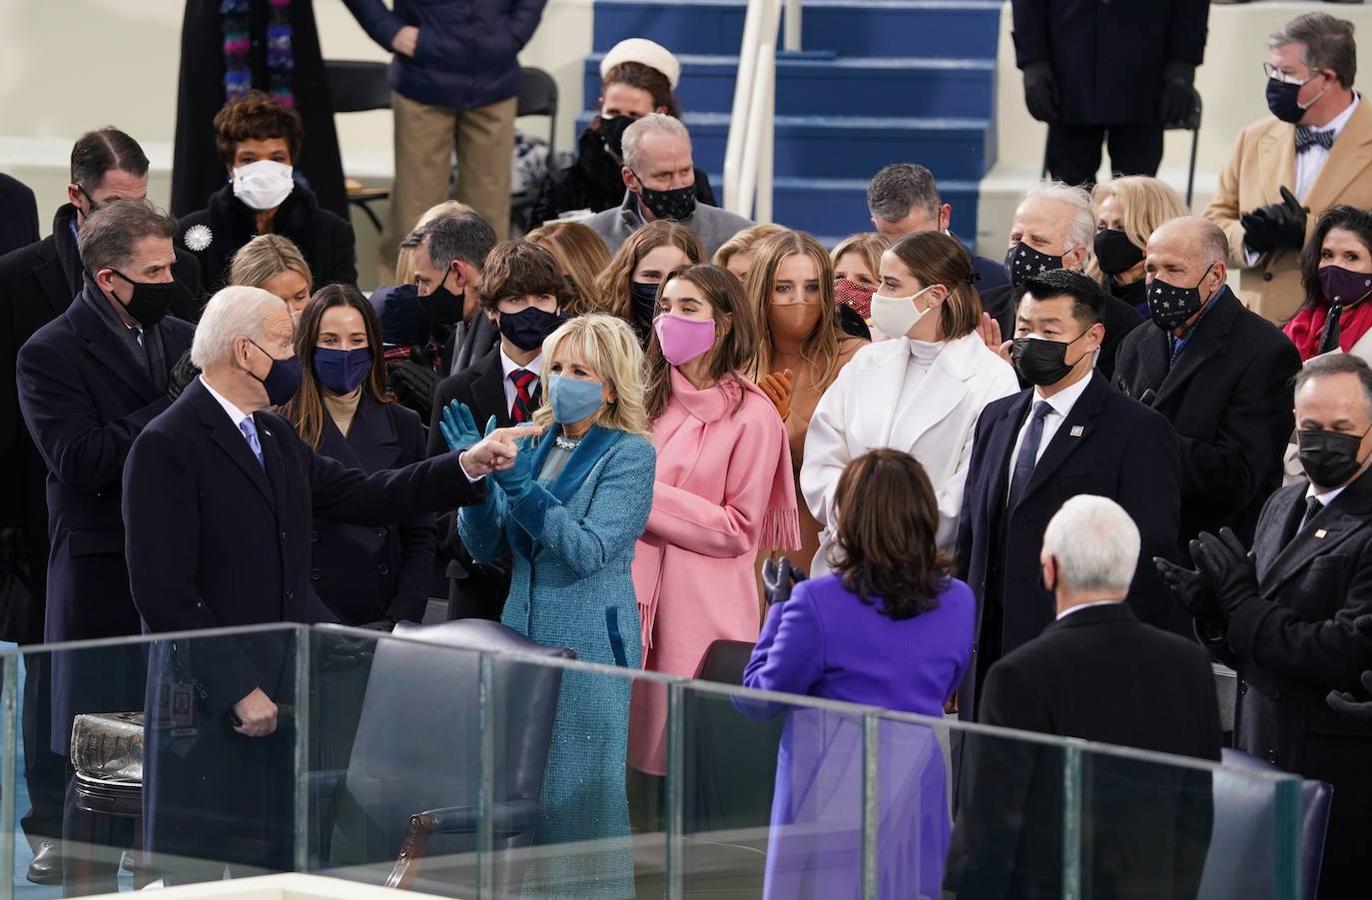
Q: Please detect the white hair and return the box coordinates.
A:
[621,112,691,173]
[191,285,285,369]
[1042,495,1141,595]
[1021,179,1095,252]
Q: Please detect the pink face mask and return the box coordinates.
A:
[654,313,717,366]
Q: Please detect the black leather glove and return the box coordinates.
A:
[389,360,439,416]
[1191,528,1260,618]
[1158,60,1196,126]
[1154,556,1220,620]
[762,556,807,607]
[166,349,201,401]
[1240,186,1308,254]
[1022,62,1060,123]
[1327,670,1372,722]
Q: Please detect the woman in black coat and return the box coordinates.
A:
[178,91,357,292]
[171,0,347,220]
[282,285,435,627]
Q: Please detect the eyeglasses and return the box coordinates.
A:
[1263,62,1323,86]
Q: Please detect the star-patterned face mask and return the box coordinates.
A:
[1146,263,1215,331]
[1005,242,1064,288]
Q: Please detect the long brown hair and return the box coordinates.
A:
[833,449,950,620]
[283,284,389,449]
[594,219,704,322]
[644,264,757,421]
[526,221,612,316]
[746,230,846,385]
[887,232,982,340]
[602,61,682,118]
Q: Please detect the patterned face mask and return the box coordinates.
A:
[1005,242,1064,288]
[1146,263,1215,331]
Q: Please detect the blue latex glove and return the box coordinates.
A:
[438,400,483,453]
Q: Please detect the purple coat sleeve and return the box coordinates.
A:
[743,582,825,697]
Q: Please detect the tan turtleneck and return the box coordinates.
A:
[324,388,363,437]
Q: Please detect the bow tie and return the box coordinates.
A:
[1296,126,1336,154]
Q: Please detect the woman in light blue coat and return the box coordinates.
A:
[445,313,656,899]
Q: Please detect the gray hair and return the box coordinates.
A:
[77,198,176,275]
[191,286,284,369]
[1042,495,1141,595]
[867,163,941,223]
[1021,180,1094,252]
[409,211,497,274]
[621,112,691,173]
[1295,352,1372,419]
[1269,12,1357,88]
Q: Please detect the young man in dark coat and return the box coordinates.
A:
[16,200,199,891]
[948,495,1221,900]
[123,283,526,884]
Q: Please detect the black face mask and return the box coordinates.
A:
[600,116,631,159]
[1298,427,1369,489]
[420,271,463,325]
[1146,263,1214,331]
[1093,229,1145,276]
[634,174,697,222]
[108,269,191,326]
[630,281,660,324]
[498,304,565,352]
[1011,332,1090,387]
[1266,76,1326,125]
[1005,242,1064,288]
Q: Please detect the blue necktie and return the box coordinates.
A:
[1008,401,1053,510]
[239,418,265,468]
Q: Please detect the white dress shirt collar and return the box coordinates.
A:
[1033,369,1093,419]
[1306,480,1350,507]
[1056,599,1123,621]
[199,375,249,428]
[500,346,543,380]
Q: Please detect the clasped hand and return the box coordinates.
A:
[441,400,543,483]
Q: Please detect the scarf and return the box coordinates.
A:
[1284,299,1372,361]
[221,0,295,107]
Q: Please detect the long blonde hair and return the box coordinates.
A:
[526,221,612,316]
[1087,176,1187,284]
[747,230,844,385]
[532,314,652,438]
[395,200,475,285]
[830,233,890,280]
[713,223,789,270]
[228,233,312,290]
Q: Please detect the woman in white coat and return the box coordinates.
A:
[802,231,1019,575]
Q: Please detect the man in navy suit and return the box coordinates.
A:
[15,199,198,890]
[955,269,1181,719]
[122,284,523,884]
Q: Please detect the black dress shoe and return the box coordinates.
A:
[26,838,63,885]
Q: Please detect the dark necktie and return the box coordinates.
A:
[1299,495,1324,533]
[1008,401,1053,510]
[1295,126,1335,155]
[509,369,535,423]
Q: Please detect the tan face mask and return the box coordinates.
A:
[768,303,823,343]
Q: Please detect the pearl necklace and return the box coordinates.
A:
[554,434,582,451]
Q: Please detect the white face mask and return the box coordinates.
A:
[870,284,938,339]
[232,160,294,211]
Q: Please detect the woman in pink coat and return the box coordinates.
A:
[630,264,800,778]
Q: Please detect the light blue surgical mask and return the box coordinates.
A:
[549,374,604,424]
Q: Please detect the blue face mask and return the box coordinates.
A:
[313,347,373,396]
[548,374,604,424]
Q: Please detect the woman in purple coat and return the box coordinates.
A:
[744,448,975,899]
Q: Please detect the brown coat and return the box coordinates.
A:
[1205,100,1372,324]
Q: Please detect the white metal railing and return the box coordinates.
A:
[723,0,800,224]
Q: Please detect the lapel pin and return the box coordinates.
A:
[1069,425,1085,437]
[1315,529,1328,539]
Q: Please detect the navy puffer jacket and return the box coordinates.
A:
[343,0,548,111]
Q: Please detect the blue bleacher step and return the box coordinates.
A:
[592,0,1002,59]
[575,110,995,182]
[585,53,995,119]
[731,175,980,238]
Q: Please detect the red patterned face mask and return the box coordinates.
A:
[834,277,876,319]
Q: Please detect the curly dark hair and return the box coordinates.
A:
[213,89,305,169]
[477,240,568,313]
[832,449,950,620]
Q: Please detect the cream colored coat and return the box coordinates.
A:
[1205,100,1372,324]
[801,332,1020,576]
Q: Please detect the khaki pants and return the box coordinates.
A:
[379,92,517,282]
